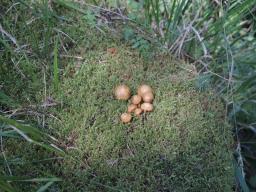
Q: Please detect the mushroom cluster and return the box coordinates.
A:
[114,84,154,123]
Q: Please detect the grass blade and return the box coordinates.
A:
[0,179,15,192]
[53,38,59,91]
[37,181,54,192]
[234,159,250,192]
[0,115,63,153]
[0,115,43,141]
[0,91,19,108]
[0,130,19,138]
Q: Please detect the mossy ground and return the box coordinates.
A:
[46,39,233,191]
[1,2,233,191]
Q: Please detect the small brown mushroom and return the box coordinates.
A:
[131,95,142,105]
[141,103,153,112]
[121,113,132,123]
[114,85,131,100]
[142,92,154,103]
[127,104,137,113]
[137,85,153,97]
[134,108,143,116]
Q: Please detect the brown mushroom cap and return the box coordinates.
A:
[137,85,153,97]
[131,95,142,105]
[128,104,137,113]
[134,108,143,116]
[114,85,131,100]
[142,92,154,103]
[141,103,153,112]
[121,113,132,123]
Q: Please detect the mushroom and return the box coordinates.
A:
[131,95,142,105]
[121,113,132,123]
[114,85,131,100]
[137,85,153,97]
[142,92,154,103]
[134,108,143,116]
[127,104,137,113]
[141,103,153,112]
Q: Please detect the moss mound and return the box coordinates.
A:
[47,41,233,191]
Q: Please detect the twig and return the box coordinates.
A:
[60,55,83,60]
[169,9,201,58]
[0,24,19,48]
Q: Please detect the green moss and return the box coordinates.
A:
[1,2,233,190]
[45,41,233,191]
